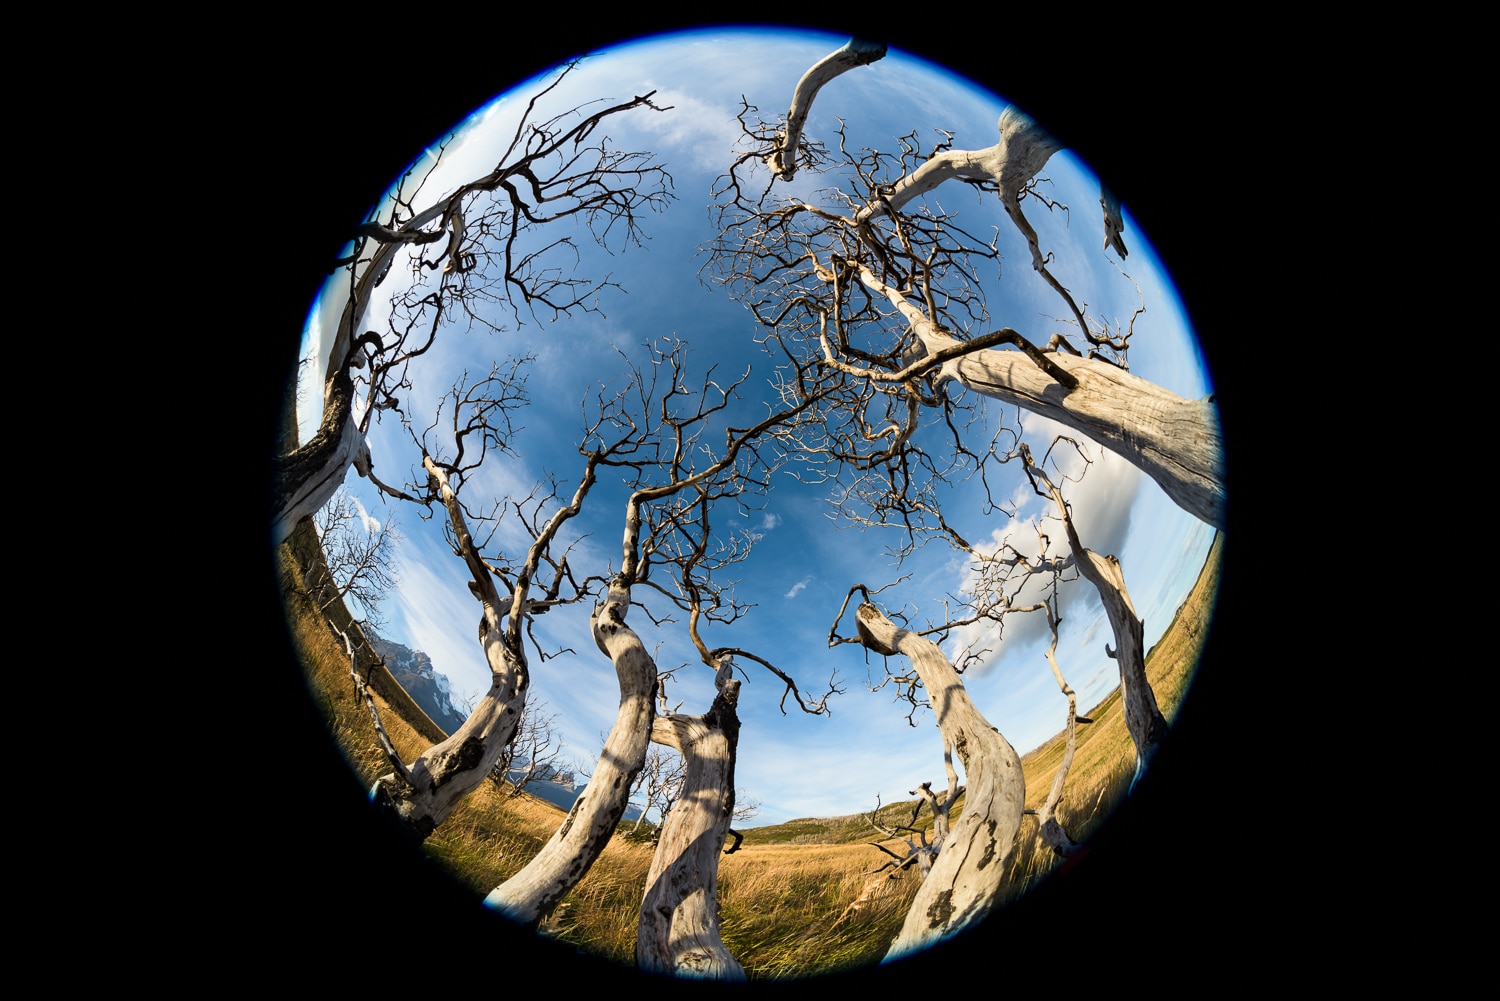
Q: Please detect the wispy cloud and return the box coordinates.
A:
[350,495,381,536]
[784,576,811,599]
[627,87,751,171]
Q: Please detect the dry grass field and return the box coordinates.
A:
[280,527,1221,978]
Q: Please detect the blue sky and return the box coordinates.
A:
[296,28,1218,827]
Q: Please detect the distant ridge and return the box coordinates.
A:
[365,631,468,737]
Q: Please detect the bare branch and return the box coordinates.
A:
[1020,442,1168,773]
[767,38,887,181]
[704,91,1224,530]
[307,488,401,629]
[1034,595,1083,858]
[274,67,672,546]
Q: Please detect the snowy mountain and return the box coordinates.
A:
[365,631,468,736]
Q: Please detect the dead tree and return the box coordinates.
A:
[273,65,671,546]
[864,797,937,880]
[1021,441,1167,774]
[494,700,566,798]
[368,361,605,839]
[706,41,1223,529]
[485,339,834,930]
[636,671,746,980]
[482,558,658,926]
[864,745,964,881]
[359,343,673,845]
[365,452,530,841]
[928,491,1096,857]
[629,746,687,836]
[832,593,1025,961]
[631,465,834,979]
[305,487,400,628]
[909,745,965,874]
[1030,593,1084,858]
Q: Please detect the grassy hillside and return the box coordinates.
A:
[280,527,1221,978]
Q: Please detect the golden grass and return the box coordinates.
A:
[717,842,921,977]
[280,528,1221,979]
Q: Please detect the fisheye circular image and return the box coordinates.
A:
[273,27,1222,980]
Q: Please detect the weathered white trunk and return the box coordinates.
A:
[948,344,1222,529]
[272,205,442,548]
[855,604,1025,961]
[636,681,745,981]
[272,361,362,547]
[483,580,657,925]
[769,38,887,181]
[1028,449,1168,772]
[370,455,527,839]
[857,264,1224,529]
[1079,548,1163,770]
[372,665,527,840]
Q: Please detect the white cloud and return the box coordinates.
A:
[784,576,811,599]
[941,420,1142,681]
[350,495,381,536]
[627,88,750,171]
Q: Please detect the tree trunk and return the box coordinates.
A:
[272,358,362,547]
[856,263,1224,529]
[371,662,527,841]
[483,580,657,925]
[1079,548,1165,772]
[854,604,1025,961]
[369,455,528,840]
[855,106,1060,226]
[949,343,1222,529]
[1027,447,1168,772]
[636,680,745,981]
[271,211,429,549]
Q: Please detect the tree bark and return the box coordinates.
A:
[483,580,657,925]
[1079,547,1164,772]
[272,356,363,548]
[636,680,745,981]
[369,455,527,840]
[271,204,442,550]
[371,662,527,841]
[768,38,887,181]
[854,604,1025,961]
[856,263,1224,529]
[1026,447,1168,772]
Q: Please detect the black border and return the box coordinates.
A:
[236,18,1264,990]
